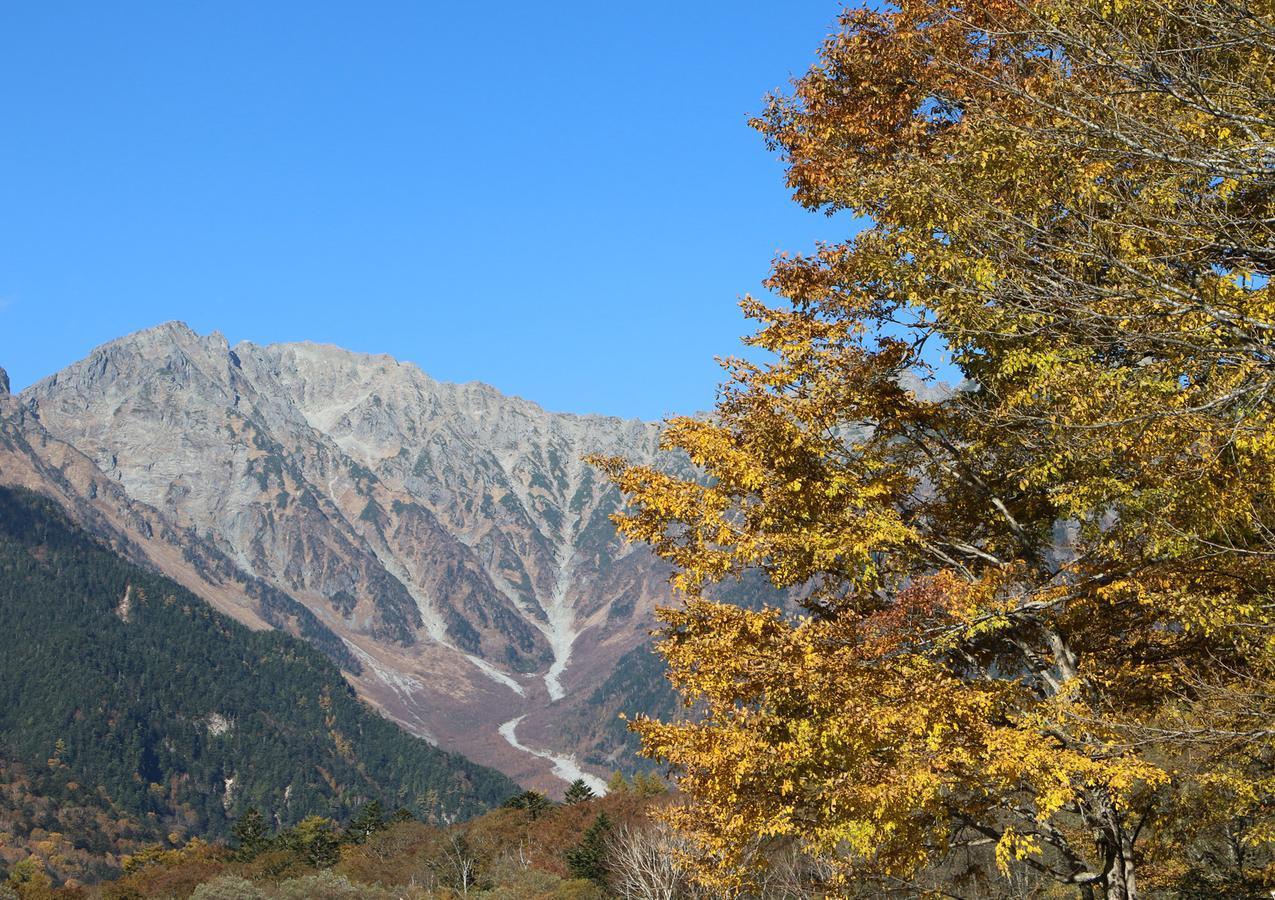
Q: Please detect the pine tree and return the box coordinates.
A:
[389,807,415,824]
[342,799,386,844]
[500,790,552,820]
[563,778,595,805]
[231,808,269,861]
[565,812,612,886]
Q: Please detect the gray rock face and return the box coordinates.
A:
[18,322,684,787]
[0,366,8,397]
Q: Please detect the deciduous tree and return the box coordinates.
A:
[595,0,1274,896]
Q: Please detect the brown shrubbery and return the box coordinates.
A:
[6,783,694,899]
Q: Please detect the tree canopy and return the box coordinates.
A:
[594,0,1274,895]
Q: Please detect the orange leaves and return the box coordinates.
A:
[754,0,1047,218]
[594,0,1275,891]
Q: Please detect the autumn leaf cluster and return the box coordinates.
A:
[594,0,1275,895]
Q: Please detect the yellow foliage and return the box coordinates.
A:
[593,0,1275,894]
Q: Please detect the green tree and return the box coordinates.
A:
[565,812,612,886]
[282,816,339,868]
[4,859,52,900]
[563,779,595,805]
[231,808,270,860]
[341,800,385,844]
[630,772,667,798]
[500,790,553,820]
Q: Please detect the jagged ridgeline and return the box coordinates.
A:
[12,322,690,788]
[0,486,517,842]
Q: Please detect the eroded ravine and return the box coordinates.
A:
[499,715,608,795]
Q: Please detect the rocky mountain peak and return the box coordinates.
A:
[0,366,9,397]
[13,323,681,790]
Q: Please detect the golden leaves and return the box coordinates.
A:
[594,0,1275,891]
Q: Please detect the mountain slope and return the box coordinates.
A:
[13,323,685,789]
[0,483,517,876]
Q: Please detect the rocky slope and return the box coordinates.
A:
[6,323,687,791]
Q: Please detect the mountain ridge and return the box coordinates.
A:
[9,321,683,791]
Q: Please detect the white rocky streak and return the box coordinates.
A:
[547,427,591,700]
[498,716,607,795]
[489,426,591,702]
[541,545,576,701]
[466,654,527,696]
[116,584,133,622]
[349,510,525,696]
[347,647,441,741]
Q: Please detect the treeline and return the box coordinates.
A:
[6,774,728,899]
[0,486,516,885]
[9,774,1041,898]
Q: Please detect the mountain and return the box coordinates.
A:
[0,484,517,884]
[5,323,688,790]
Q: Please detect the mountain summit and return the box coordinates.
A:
[11,322,683,789]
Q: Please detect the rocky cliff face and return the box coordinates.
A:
[11,323,684,790]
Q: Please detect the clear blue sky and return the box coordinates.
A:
[1,2,867,420]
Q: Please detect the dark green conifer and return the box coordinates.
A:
[500,789,553,819]
[231,807,270,860]
[342,799,386,844]
[563,778,595,804]
[565,811,612,885]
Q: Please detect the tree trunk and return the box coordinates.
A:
[1104,836,1138,900]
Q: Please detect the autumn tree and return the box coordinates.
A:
[3,859,53,900]
[280,816,340,869]
[594,0,1274,896]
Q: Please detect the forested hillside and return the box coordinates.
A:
[0,486,516,885]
